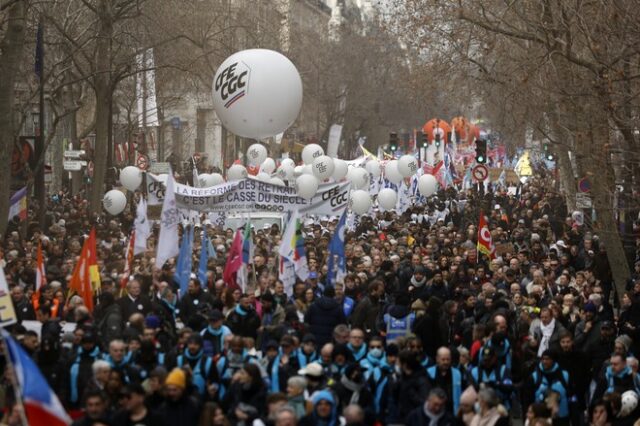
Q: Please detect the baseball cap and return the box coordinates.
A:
[298,362,323,377]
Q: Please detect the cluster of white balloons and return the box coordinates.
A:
[104,166,143,215]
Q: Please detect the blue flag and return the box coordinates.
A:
[198,231,210,287]
[177,225,194,295]
[326,210,347,287]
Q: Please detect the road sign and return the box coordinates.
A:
[472,164,489,181]
[136,154,149,170]
[578,177,591,193]
[576,193,592,208]
[63,160,86,171]
[64,150,85,159]
[149,162,171,174]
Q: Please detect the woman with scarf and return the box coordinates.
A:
[469,388,509,426]
[299,390,343,426]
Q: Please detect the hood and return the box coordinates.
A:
[316,296,340,311]
[389,304,410,319]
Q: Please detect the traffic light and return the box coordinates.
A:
[417,131,428,148]
[389,132,398,152]
[543,143,555,161]
[475,139,487,164]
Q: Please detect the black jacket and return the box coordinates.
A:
[305,297,347,346]
[118,295,152,323]
[157,394,201,426]
[405,406,462,426]
[226,306,261,339]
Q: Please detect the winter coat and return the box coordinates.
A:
[305,296,347,346]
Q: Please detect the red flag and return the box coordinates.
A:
[121,231,135,289]
[68,229,96,312]
[35,241,46,293]
[477,212,496,259]
[222,230,243,290]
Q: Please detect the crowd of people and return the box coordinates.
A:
[2,162,640,426]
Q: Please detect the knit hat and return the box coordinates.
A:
[616,335,633,354]
[460,386,478,406]
[165,368,186,389]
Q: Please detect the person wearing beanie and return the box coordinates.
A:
[524,350,573,424]
[173,334,218,397]
[458,385,478,425]
[299,389,341,426]
[200,309,232,357]
[157,368,201,425]
[614,335,633,357]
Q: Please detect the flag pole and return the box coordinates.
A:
[1,337,30,426]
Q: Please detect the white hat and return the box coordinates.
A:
[556,240,567,248]
[494,204,501,210]
[263,223,271,230]
[298,362,323,377]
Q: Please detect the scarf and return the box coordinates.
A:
[207,325,224,336]
[235,305,248,316]
[538,319,555,357]
[471,408,502,426]
[184,348,203,361]
[340,375,364,405]
[423,403,444,426]
[347,343,367,361]
[411,275,427,288]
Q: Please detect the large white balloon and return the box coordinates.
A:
[197,173,211,187]
[311,155,335,181]
[418,174,438,197]
[280,158,295,168]
[302,144,324,164]
[257,172,271,182]
[212,49,303,139]
[384,160,403,184]
[350,190,371,215]
[228,164,248,181]
[276,164,295,181]
[348,167,369,190]
[270,177,285,186]
[296,174,319,199]
[365,160,381,177]
[293,165,305,177]
[260,158,276,174]
[209,173,224,185]
[398,155,419,178]
[332,159,348,181]
[247,143,268,166]
[103,190,127,215]
[120,166,143,191]
[378,188,397,210]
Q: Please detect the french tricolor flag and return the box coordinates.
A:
[2,330,71,425]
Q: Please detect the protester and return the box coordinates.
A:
[2,161,640,426]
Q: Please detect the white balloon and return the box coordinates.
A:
[260,158,276,174]
[209,173,224,185]
[103,190,127,215]
[270,177,285,186]
[199,173,224,187]
[384,160,403,184]
[228,164,248,181]
[293,165,305,177]
[398,155,419,178]
[378,188,397,210]
[302,164,313,175]
[296,174,319,199]
[281,158,295,168]
[120,166,143,191]
[350,190,371,215]
[276,164,295,180]
[348,167,369,190]
[247,143,268,166]
[311,155,335,181]
[257,172,271,182]
[418,174,438,197]
[302,143,324,164]
[332,159,348,181]
[212,49,303,139]
[365,160,381,177]
[197,173,211,187]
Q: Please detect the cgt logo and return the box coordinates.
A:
[215,61,250,108]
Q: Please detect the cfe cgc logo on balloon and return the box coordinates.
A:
[215,61,250,109]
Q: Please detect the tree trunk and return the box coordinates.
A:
[89,1,113,214]
[587,126,631,306]
[0,0,27,237]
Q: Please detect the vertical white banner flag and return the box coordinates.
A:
[134,198,151,255]
[327,124,343,158]
[155,173,180,268]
